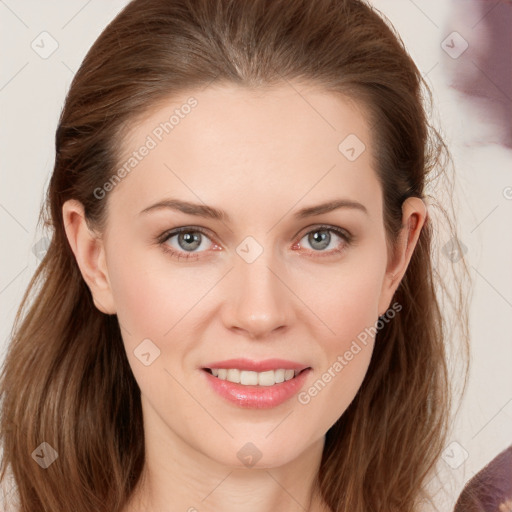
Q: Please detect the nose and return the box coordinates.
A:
[221,249,294,339]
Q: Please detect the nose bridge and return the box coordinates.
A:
[226,236,292,336]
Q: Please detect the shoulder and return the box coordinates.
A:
[453,444,512,512]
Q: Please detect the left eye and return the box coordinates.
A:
[161,228,213,256]
[297,226,351,254]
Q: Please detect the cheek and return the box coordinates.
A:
[106,248,222,360]
[110,270,172,336]
[106,257,205,407]
[292,256,385,344]
[296,279,379,433]
[299,344,373,438]
[105,244,187,344]
[291,257,384,426]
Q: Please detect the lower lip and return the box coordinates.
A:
[202,368,311,409]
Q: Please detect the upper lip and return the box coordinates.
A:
[202,358,311,372]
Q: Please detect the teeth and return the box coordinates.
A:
[240,371,259,385]
[209,368,301,386]
[274,369,285,383]
[226,369,240,383]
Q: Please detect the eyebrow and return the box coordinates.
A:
[139,197,368,221]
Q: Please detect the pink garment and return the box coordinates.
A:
[442,0,512,147]
[453,444,512,511]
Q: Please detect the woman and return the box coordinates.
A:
[0,0,471,510]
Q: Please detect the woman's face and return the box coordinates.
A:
[73,83,419,468]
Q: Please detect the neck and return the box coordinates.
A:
[123,402,330,512]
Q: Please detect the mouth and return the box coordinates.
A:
[202,367,311,387]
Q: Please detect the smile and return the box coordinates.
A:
[201,367,312,409]
[204,368,306,386]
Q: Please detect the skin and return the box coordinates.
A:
[63,82,427,512]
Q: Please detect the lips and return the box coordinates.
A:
[200,358,312,408]
[202,366,312,409]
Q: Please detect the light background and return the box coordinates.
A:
[1,1,511,510]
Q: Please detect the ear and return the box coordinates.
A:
[62,199,116,314]
[377,196,428,316]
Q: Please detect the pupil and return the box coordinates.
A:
[310,230,329,250]
[179,232,200,251]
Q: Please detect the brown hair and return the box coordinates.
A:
[0,0,471,510]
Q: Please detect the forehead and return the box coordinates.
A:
[108,82,381,224]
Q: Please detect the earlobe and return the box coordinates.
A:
[62,199,116,315]
[377,197,428,316]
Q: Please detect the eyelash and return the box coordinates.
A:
[156,224,353,261]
